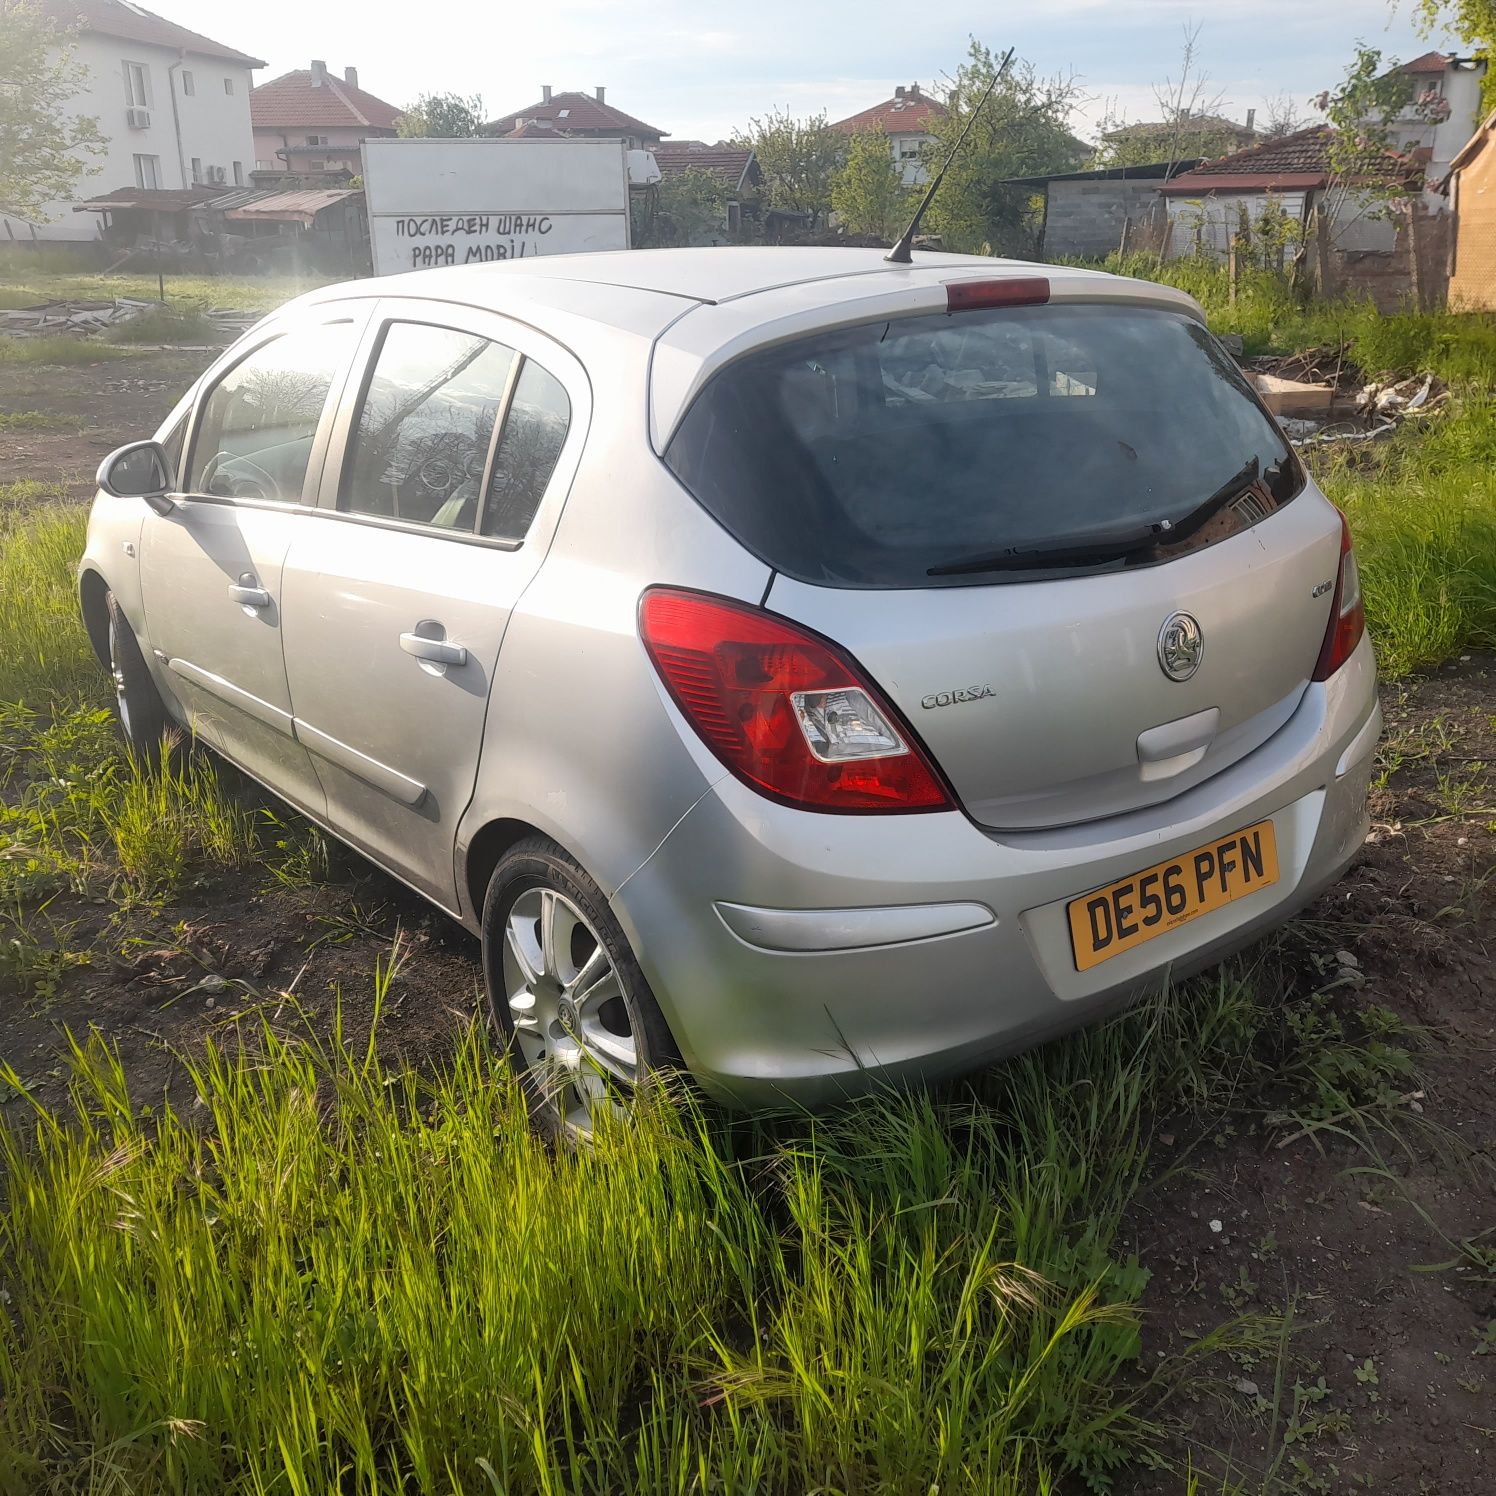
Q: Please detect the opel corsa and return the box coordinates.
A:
[82,248,1381,1133]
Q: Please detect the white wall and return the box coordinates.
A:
[1381,61,1486,203]
[12,31,256,241]
[1163,188,1399,259]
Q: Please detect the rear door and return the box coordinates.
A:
[280,298,587,907]
[139,309,367,813]
[664,297,1344,829]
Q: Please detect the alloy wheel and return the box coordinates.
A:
[501,886,638,1131]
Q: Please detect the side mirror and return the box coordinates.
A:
[97,440,175,515]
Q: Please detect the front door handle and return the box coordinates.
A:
[228,580,271,609]
[400,631,467,667]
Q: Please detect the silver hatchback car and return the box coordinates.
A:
[84,248,1380,1132]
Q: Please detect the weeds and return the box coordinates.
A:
[0,411,74,432]
[0,336,130,366]
[104,305,216,344]
[0,963,1365,1495]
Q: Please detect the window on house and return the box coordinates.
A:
[308,159,326,171]
[123,61,150,108]
[133,154,161,189]
[223,76,234,95]
[306,134,329,146]
[233,161,244,186]
[190,156,202,182]
[181,69,195,96]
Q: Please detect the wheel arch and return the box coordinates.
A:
[461,816,550,926]
[79,566,111,668]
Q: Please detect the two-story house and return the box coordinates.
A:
[830,84,947,186]
[1379,50,1488,194]
[250,62,402,176]
[6,0,262,240]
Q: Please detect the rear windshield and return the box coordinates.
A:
[664,303,1302,588]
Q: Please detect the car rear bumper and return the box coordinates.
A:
[610,635,1381,1108]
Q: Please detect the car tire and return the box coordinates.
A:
[105,590,173,763]
[480,836,677,1139]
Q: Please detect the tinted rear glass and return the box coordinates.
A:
[664,304,1301,588]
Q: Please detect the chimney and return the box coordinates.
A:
[910,82,920,98]
[1245,107,1256,133]
[344,66,358,89]
[310,59,327,87]
[895,85,906,100]
[541,84,551,103]
[595,85,606,103]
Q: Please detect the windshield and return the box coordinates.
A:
[664,303,1302,588]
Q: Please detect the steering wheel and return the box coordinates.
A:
[199,450,278,502]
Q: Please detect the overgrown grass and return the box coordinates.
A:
[0,504,95,704]
[0,263,324,315]
[1,955,1407,1494]
[0,411,73,432]
[103,305,217,344]
[0,336,130,367]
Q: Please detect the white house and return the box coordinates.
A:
[830,84,948,187]
[1379,50,1488,202]
[3,0,263,242]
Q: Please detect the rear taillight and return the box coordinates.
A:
[639,587,951,813]
[1312,510,1366,681]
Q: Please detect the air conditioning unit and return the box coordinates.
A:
[126,106,151,129]
[210,165,227,183]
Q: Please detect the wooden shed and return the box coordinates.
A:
[1445,109,1496,311]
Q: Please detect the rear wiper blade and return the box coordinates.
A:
[925,520,1168,577]
[925,457,1265,579]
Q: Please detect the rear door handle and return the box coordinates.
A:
[228,581,271,609]
[400,631,467,667]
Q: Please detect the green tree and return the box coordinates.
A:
[397,92,484,138]
[732,108,843,226]
[831,128,909,238]
[1311,44,1429,233]
[633,167,730,247]
[921,39,1084,255]
[0,0,105,220]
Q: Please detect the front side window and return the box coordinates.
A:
[133,154,161,190]
[482,360,571,541]
[189,322,355,503]
[343,322,517,531]
[181,69,195,96]
[665,303,1301,588]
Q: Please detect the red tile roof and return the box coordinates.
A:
[1400,50,1452,75]
[251,70,402,130]
[1161,125,1417,193]
[831,86,946,134]
[44,0,264,67]
[652,143,758,191]
[487,91,666,140]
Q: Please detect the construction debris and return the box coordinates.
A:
[1248,372,1335,418]
[0,298,158,336]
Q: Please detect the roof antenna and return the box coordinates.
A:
[886,46,1016,264]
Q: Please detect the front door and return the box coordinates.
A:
[139,314,365,813]
[280,304,584,908]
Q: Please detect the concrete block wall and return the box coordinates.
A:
[1043,180,1166,260]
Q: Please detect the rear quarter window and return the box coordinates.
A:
[664,303,1302,588]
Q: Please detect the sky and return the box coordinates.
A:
[196,0,1455,143]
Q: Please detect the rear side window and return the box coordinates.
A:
[665,304,1301,588]
[189,323,353,503]
[481,360,571,542]
[342,321,518,532]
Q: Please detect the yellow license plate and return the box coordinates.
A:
[1067,819,1280,973]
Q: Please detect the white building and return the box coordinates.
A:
[1379,51,1488,202]
[830,84,948,188]
[3,0,263,242]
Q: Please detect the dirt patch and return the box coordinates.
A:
[1128,655,1496,1492]
[0,349,207,498]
